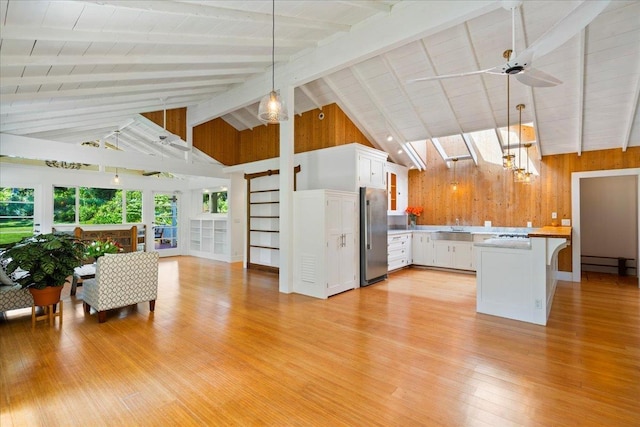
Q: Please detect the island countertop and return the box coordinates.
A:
[527,226,572,239]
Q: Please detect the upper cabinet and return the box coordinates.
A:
[386,162,408,214]
[357,150,386,189]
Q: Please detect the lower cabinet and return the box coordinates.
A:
[434,240,473,270]
[293,189,358,299]
[388,232,412,271]
[412,232,434,266]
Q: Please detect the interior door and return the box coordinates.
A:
[153,193,180,257]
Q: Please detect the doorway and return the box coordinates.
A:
[153,192,180,257]
[571,168,640,286]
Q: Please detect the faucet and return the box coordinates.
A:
[451,218,463,231]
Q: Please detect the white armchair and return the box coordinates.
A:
[82,251,159,323]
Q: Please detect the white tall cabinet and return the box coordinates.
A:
[293,190,359,299]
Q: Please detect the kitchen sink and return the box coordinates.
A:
[432,231,473,242]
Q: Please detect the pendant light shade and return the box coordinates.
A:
[258,0,288,124]
[523,143,534,184]
[258,90,288,124]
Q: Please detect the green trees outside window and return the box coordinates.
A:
[54,187,142,225]
[0,187,35,245]
[202,191,228,213]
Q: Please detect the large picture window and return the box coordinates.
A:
[54,187,142,225]
[0,187,35,245]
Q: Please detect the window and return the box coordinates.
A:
[53,187,143,225]
[202,190,228,214]
[0,187,35,245]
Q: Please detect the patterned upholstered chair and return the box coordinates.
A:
[0,255,33,313]
[82,251,159,323]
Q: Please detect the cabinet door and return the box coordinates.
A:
[395,170,408,213]
[452,242,473,270]
[388,172,397,211]
[434,241,452,268]
[326,195,357,296]
[412,233,425,264]
[357,155,372,187]
[370,157,386,188]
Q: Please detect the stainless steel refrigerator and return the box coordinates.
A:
[360,187,388,286]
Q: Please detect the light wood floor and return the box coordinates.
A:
[1,257,638,426]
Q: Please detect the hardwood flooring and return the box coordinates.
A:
[1,258,638,426]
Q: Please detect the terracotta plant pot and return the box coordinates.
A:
[28,286,63,306]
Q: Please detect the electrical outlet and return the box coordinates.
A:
[551,212,557,219]
[535,299,542,309]
[527,221,532,228]
[484,221,491,227]
[561,219,571,226]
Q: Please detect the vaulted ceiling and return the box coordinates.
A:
[1,0,638,174]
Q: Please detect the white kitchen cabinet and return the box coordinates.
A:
[386,162,408,214]
[358,151,386,189]
[434,240,473,270]
[293,190,359,299]
[388,232,412,271]
[412,232,434,266]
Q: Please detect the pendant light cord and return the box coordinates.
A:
[271,0,275,92]
[506,75,510,156]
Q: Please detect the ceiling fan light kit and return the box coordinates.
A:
[258,0,288,124]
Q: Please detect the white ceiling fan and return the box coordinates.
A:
[408,0,611,87]
[155,100,190,152]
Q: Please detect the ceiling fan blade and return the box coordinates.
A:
[515,67,562,87]
[142,171,161,176]
[407,67,494,83]
[517,0,610,63]
[169,142,191,152]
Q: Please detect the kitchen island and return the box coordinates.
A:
[475,227,571,325]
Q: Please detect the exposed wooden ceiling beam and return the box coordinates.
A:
[0,80,230,103]
[0,26,311,49]
[335,1,392,13]
[0,54,281,67]
[81,0,351,32]
[1,69,264,87]
[0,91,210,116]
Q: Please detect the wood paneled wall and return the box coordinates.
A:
[193,117,239,166]
[408,144,640,271]
[191,103,373,166]
[141,108,187,140]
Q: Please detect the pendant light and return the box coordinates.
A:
[451,158,459,191]
[513,103,526,182]
[523,143,534,184]
[257,0,288,124]
[112,130,121,185]
[502,72,515,170]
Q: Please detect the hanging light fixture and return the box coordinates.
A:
[112,130,121,185]
[257,0,288,124]
[451,158,459,191]
[523,143,534,184]
[513,103,526,182]
[502,71,515,170]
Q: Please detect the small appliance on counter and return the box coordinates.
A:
[360,187,388,286]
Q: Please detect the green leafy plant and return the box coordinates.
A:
[3,233,84,289]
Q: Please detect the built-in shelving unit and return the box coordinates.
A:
[189,217,228,261]
[244,166,300,273]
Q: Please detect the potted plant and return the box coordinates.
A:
[3,233,84,306]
